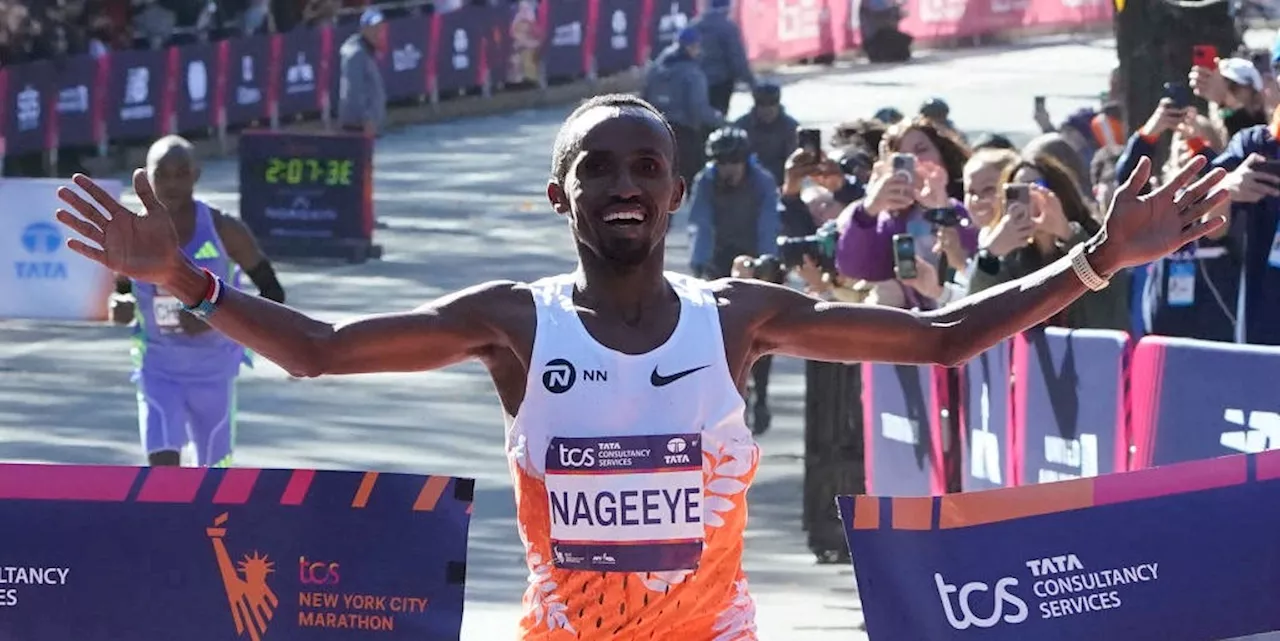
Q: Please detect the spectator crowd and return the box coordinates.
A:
[640,11,1280,430]
[0,0,513,65]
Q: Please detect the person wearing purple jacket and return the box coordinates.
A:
[834,158,979,309]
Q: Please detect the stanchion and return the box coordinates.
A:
[802,359,864,564]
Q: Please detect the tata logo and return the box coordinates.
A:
[610,9,628,50]
[298,556,340,585]
[557,443,596,468]
[16,222,67,280]
[452,28,470,71]
[934,573,1028,630]
[1026,553,1083,577]
[207,513,278,641]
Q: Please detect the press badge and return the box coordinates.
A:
[1269,222,1280,269]
[153,288,184,332]
[1167,261,1196,307]
[543,434,704,573]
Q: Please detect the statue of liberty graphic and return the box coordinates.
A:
[207,513,278,641]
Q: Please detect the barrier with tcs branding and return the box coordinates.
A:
[0,464,472,640]
[0,0,1109,160]
[0,178,119,321]
[838,450,1280,641]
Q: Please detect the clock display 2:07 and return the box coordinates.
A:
[264,157,356,186]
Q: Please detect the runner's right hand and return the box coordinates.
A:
[55,170,186,286]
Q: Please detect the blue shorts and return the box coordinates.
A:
[136,372,238,467]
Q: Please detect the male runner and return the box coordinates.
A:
[56,95,1226,639]
[112,135,286,467]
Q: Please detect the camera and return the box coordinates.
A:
[777,219,840,273]
[739,254,786,284]
[923,207,963,227]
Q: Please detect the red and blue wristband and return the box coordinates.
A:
[181,268,224,319]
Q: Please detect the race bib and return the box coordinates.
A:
[544,434,703,573]
[1268,222,1280,269]
[1167,261,1196,307]
[153,290,184,332]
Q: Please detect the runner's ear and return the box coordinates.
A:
[669,176,686,212]
[547,180,571,215]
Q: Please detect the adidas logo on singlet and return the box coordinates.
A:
[193,241,221,260]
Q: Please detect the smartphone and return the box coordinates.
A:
[1004,183,1031,225]
[892,234,917,280]
[1162,82,1190,109]
[1034,95,1046,110]
[798,128,821,155]
[891,153,916,179]
[1192,44,1218,69]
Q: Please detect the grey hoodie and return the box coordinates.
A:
[689,9,753,88]
[643,44,720,131]
[338,33,386,130]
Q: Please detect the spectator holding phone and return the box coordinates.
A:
[970,155,1130,330]
[834,124,978,310]
[1191,56,1269,139]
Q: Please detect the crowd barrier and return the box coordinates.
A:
[0,178,119,321]
[0,463,473,640]
[838,449,1280,640]
[864,328,1280,496]
[0,0,1111,162]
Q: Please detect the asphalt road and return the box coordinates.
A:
[0,33,1119,640]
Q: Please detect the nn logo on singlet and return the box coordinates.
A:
[542,359,606,394]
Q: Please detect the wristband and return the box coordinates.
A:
[1068,244,1110,291]
[181,268,224,319]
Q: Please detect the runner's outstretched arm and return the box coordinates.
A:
[55,171,517,378]
[748,156,1230,367]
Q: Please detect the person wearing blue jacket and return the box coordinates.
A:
[688,127,780,280]
[689,0,755,114]
[1117,103,1280,345]
[643,27,723,188]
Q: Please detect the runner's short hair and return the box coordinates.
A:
[551,94,678,185]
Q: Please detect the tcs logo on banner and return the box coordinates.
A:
[299,557,341,585]
[934,573,1029,630]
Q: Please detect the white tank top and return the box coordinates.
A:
[506,272,761,640]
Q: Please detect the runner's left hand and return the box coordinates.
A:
[1093,155,1228,272]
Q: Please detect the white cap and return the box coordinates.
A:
[359,8,384,27]
[1218,57,1263,91]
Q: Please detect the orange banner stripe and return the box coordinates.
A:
[352,471,379,508]
[852,495,880,530]
[412,476,451,512]
[939,478,1095,529]
[891,497,933,530]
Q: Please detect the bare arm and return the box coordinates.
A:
[750,235,1116,367]
[749,156,1229,368]
[161,259,519,377]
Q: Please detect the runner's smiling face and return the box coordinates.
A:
[549,107,684,267]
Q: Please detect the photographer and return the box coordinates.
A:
[688,127,780,279]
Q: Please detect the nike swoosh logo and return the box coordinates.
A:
[650,364,710,387]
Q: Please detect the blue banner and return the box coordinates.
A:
[1014,328,1129,484]
[0,464,472,640]
[838,451,1280,641]
[1132,336,1280,468]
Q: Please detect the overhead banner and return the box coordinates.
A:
[1013,329,1130,485]
[0,464,473,641]
[838,451,1280,641]
[0,178,119,320]
[1131,336,1280,469]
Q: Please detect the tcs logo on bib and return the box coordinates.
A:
[557,444,595,468]
[934,573,1028,630]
